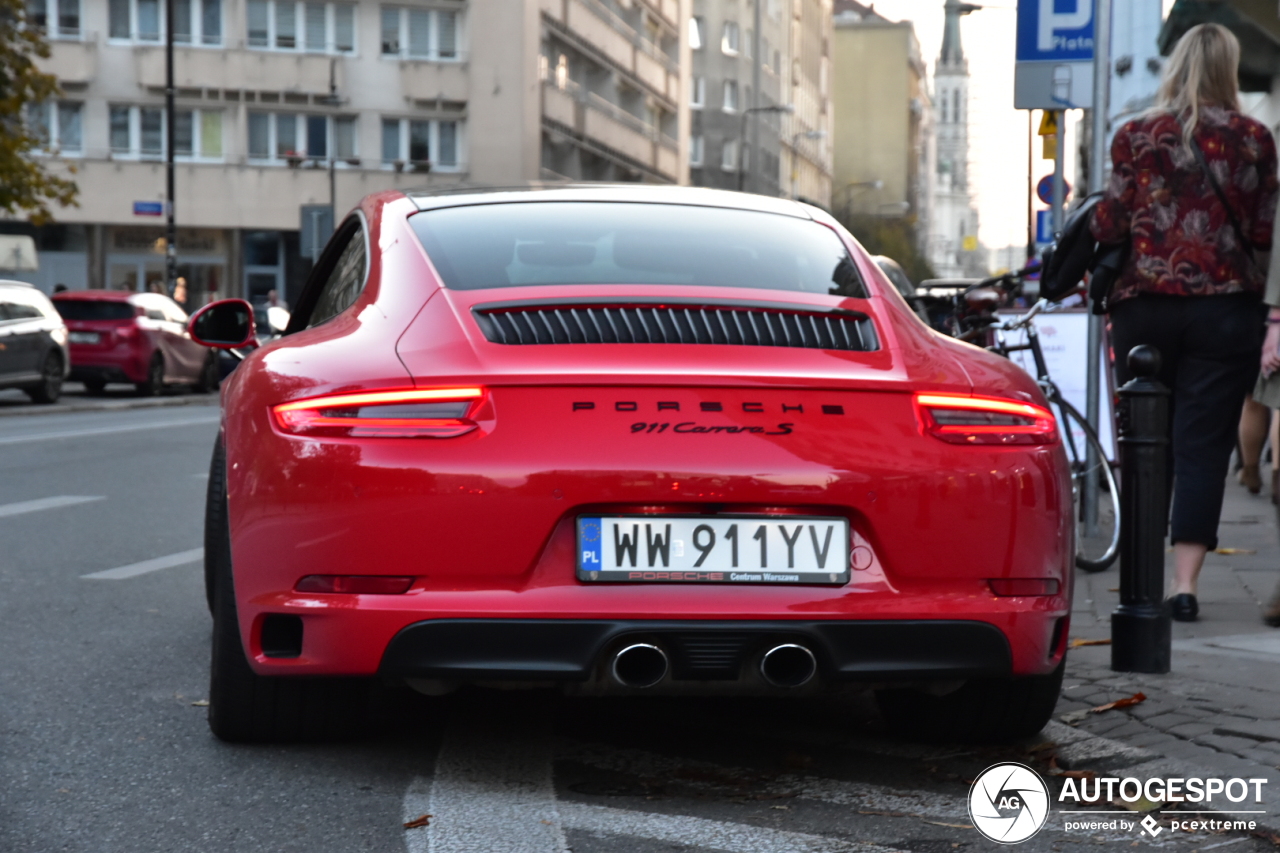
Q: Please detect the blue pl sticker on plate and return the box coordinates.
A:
[579,517,602,570]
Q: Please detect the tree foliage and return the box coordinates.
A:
[839,214,936,285]
[0,0,78,224]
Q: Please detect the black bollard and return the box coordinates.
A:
[1111,345,1172,673]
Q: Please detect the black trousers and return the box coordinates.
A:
[1110,294,1264,551]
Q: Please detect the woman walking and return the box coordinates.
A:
[1091,22,1277,622]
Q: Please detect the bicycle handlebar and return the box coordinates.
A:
[960,261,1042,296]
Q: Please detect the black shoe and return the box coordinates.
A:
[1169,593,1199,622]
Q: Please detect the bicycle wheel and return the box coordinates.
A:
[1052,396,1120,572]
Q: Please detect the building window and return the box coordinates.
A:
[172,109,224,159]
[381,6,460,60]
[108,105,223,160]
[29,101,82,154]
[108,0,222,44]
[721,21,739,55]
[953,90,961,125]
[689,135,703,168]
[380,117,463,171]
[721,139,738,171]
[246,1,355,53]
[722,80,738,113]
[247,112,358,163]
[744,28,752,58]
[689,17,703,50]
[690,76,705,109]
[27,0,81,38]
[940,90,948,123]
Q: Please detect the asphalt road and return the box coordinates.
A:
[1,405,1275,852]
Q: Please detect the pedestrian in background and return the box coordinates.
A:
[1091,22,1278,622]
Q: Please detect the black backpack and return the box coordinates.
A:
[1039,191,1128,314]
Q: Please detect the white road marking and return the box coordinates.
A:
[0,414,220,446]
[0,495,103,518]
[81,548,204,580]
[557,739,968,818]
[410,722,568,853]
[558,801,898,853]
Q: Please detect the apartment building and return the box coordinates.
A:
[11,0,689,308]
[830,1,931,240]
[686,0,830,206]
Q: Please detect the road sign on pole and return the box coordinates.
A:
[1036,174,1070,205]
[1014,0,1095,109]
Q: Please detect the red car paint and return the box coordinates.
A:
[217,187,1072,683]
[52,290,210,388]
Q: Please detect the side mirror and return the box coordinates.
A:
[188,299,257,348]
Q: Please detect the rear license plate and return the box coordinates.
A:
[577,515,850,584]
[69,331,100,344]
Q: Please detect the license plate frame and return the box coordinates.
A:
[577,514,851,584]
[68,331,100,344]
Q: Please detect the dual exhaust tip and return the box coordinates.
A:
[610,642,817,689]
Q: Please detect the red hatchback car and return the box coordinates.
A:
[53,290,218,395]
[197,186,1072,744]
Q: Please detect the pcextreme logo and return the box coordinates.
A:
[968,763,1051,844]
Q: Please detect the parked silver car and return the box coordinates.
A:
[0,281,70,404]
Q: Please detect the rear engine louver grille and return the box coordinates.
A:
[473,304,879,352]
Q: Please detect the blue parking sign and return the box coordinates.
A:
[1036,210,1055,245]
[1016,0,1095,63]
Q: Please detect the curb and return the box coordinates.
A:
[1041,720,1280,836]
[0,394,219,418]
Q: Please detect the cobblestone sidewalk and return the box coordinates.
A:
[1055,474,1280,830]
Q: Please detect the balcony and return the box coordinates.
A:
[547,0,680,108]
[133,46,334,94]
[39,38,97,86]
[399,61,470,103]
[541,81,679,182]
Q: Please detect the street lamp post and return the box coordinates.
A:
[737,104,794,193]
[789,129,827,200]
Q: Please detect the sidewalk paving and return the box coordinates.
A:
[0,382,218,417]
[1055,475,1280,831]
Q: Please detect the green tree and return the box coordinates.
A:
[840,214,936,285]
[0,0,78,223]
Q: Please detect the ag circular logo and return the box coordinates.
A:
[968,762,1050,844]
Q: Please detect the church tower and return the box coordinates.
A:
[929,0,984,277]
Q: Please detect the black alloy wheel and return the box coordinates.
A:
[26,351,64,404]
[136,353,164,396]
[194,352,219,394]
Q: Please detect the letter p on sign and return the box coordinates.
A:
[1038,0,1091,52]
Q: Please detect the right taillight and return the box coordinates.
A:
[915,392,1057,446]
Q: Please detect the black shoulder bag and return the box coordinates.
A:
[1039,194,1129,314]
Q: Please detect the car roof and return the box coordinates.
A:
[405,183,818,219]
[53,290,135,301]
[0,279,40,291]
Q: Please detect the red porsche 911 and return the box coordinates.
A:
[191,185,1072,744]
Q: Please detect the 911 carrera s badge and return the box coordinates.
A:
[631,422,794,435]
[577,515,851,584]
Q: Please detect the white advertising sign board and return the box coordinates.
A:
[996,309,1115,462]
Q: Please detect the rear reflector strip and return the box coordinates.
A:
[988,578,1061,596]
[294,575,416,594]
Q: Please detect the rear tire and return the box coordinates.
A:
[136,353,164,397]
[26,351,63,404]
[206,436,368,742]
[875,659,1064,743]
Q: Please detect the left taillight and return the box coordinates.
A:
[272,387,485,438]
[915,392,1057,446]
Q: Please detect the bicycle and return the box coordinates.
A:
[917,266,1120,572]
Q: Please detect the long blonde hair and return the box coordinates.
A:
[1157,23,1241,149]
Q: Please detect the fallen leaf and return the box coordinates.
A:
[540,820,553,825]
[190,700,209,707]
[1070,638,1112,648]
[1214,548,1256,555]
[1089,692,1146,713]
[770,805,790,810]
[1108,588,1120,593]
[403,814,432,830]
[924,821,974,829]
[1117,795,1162,812]
[1059,709,1090,724]
[1027,741,1058,754]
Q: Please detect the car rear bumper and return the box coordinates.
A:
[376,618,1014,682]
[68,346,148,383]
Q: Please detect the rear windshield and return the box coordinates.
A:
[409,202,865,297]
[53,300,136,321]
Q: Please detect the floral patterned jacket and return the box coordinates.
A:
[1090,107,1278,306]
